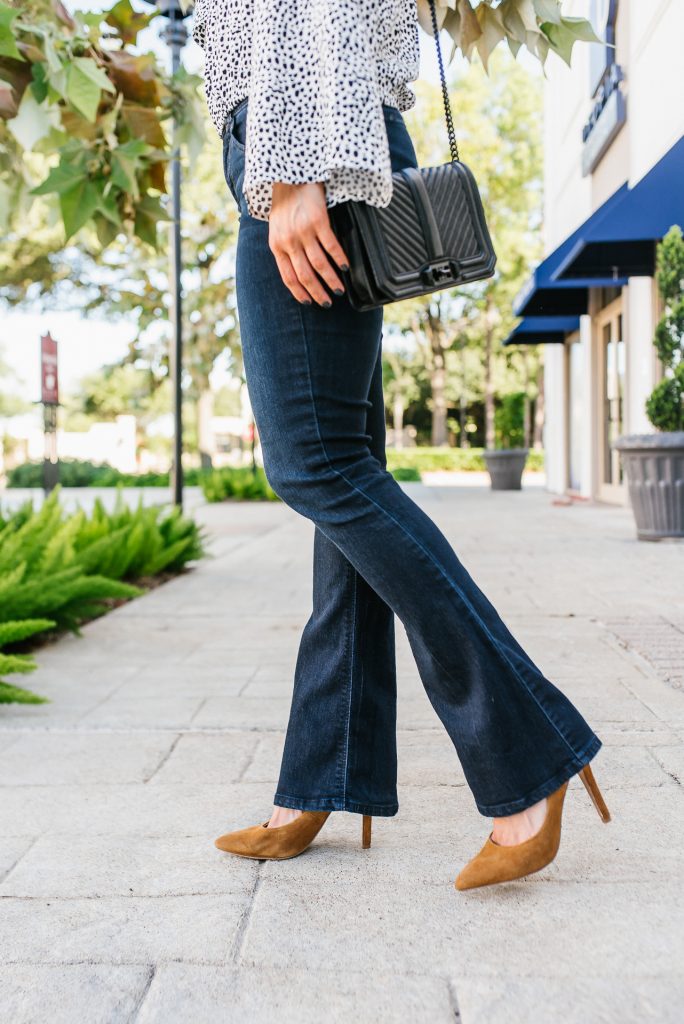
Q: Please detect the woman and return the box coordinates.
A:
[193,0,610,890]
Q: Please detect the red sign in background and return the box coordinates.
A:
[41,333,58,404]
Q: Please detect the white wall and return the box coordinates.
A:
[26,416,138,473]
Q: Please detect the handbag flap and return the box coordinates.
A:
[348,161,492,294]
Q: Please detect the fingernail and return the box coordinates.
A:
[340,263,349,272]
[333,288,344,296]
[301,299,312,306]
[322,300,332,308]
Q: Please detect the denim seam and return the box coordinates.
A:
[273,792,399,816]
[330,558,353,800]
[341,566,358,806]
[295,305,582,769]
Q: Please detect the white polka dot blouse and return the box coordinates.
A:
[192,1,420,221]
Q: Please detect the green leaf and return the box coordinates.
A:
[72,57,116,95]
[115,139,150,158]
[542,16,602,65]
[30,62,49,103]
[97,190,122,226]
[60,179,102,239]
[532,0,562,26]
[66,58,115,122]
[43,35,62,75]
[0,1,23,62]
[32,160,87,197]
[561,16,602,44]
[111,153,138,198]
[134,195,169,247]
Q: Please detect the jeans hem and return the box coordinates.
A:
[274,792,399,817]
[475,734,602,817]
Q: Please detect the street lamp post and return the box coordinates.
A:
[144,0,192,508]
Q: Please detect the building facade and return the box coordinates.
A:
[512,0,683,504]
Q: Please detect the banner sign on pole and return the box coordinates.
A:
[41,333,59,405]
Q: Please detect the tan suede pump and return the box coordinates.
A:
[455,764,611,891]
[214,811,372,860]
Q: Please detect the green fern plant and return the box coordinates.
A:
[0,619,56,705]
[0,491,206,704]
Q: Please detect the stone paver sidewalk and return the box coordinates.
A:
[1,485,683,1023]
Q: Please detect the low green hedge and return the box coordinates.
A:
[390,466,422,482]
[385,447,545,474]
[0,490,205,705]
[201,466,279,503]
[6,460,204,489]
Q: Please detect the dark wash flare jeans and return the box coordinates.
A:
[222,97,601,818]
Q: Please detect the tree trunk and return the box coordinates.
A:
[533,360,545,449]
[484,321,495,450]
[431,353,448,447]
[459,343,467,448]
[523,350,532,449]
[393,396,405,448]
[197,387,215,469]
[427,310,449,448]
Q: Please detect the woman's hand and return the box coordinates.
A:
[268,182,349,307]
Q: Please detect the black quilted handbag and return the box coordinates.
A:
[329,0,496,312]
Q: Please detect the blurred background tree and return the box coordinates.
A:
[385,50,544,448]
[0,0,599,469]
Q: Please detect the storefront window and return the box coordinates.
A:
[602,314,625,486]
[568,339,584,492]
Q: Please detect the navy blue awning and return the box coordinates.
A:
[554,136,684,279]
[503,316,580,347]
[513,186,629,318]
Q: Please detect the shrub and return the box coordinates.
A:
[201,467,279,503]
[7,460,204,488]
[385,447,544,474]
[386,448,487,473]
[385,447,544,477]
[0,491,206,704]
[494,392,526,449]
[390,466,422,482]
[646,226,684,432]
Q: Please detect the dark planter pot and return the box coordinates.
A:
[483,448,529,491]
[614,432,684,541]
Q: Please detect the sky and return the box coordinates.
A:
[1,2,540,414]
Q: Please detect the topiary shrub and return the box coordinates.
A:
[494,392,526,449]
[645,226,684,432]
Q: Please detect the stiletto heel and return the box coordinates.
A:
[362,814,372,849]
[578,764,611,822]
[455,763,612,891]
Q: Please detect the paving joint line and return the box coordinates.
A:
[446,979,462,1021]
[143,734,182,783]
[230,863,263,965]
[187,697,208,727]
[647,747,682,787]
[0,835,40,886]
[130,964,156,1022]
[236,739,260,784]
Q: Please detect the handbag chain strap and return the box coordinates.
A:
[427,0,460,163]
